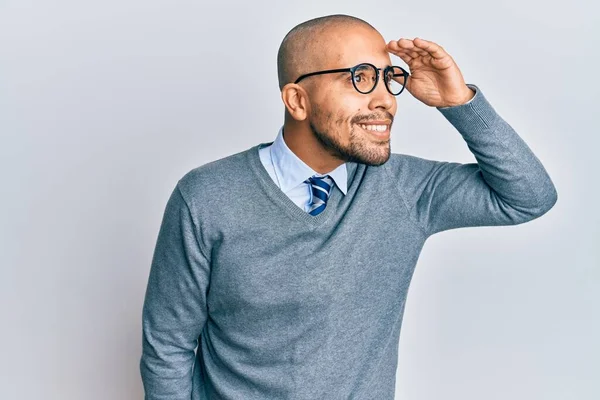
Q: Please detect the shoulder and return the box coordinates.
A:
[383,152,447,180]
[176,147,251,207]
[381,152,456,205]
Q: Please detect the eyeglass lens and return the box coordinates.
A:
[352,64,406,95]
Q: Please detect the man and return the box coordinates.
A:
[140,14,557,400]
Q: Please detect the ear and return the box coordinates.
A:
[281,83,309,121]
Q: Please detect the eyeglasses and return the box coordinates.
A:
[294,62,409,96]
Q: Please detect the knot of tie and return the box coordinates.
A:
[304,175,334,216]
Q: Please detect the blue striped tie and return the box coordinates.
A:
[304,175,334,216]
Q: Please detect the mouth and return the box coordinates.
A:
[356,123,391,139]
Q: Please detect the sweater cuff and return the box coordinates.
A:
[435,83,498,132]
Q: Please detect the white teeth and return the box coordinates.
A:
[359,124,388,132]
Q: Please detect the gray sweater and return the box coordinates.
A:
[140,84,557,399]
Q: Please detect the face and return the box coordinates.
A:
[306,26,398,166]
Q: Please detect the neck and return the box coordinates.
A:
[282,121,344,174]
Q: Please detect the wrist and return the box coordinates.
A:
[442,86,475,108]
[457,86,476,105]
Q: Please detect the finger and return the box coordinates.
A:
[386,40,404,53]
[388,39,427,58]
[399,48,421,60]
[398,38,429,56]
[386,43,413,64]
[397,38,427,55]
[407,49,423,59]
[395,51,413,64]
[412,38,446,59]
[396,38,415,50]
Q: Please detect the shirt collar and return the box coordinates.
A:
[270,125,348,195]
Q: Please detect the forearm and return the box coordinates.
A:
[436,83,558,215]
[385,83,558,237]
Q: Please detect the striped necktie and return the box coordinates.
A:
[304,175,335,216]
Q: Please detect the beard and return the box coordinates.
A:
[308,116,391,167]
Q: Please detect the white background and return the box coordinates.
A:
[1,0,598,399]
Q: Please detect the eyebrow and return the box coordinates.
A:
[333,64,394,81]
[348,64,394,73]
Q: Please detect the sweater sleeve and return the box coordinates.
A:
[385,83,558,237]
[140,182,211,400]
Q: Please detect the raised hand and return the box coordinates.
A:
[386,37,475,108]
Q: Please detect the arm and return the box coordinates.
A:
[385,83,558,237]
[140,183,211,399]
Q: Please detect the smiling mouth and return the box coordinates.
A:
[356,123,390,139]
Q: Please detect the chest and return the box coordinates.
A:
[205,208,426,328]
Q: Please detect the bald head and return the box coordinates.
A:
[276,14,379,91]
[275,15,397,171]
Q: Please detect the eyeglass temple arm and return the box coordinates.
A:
[294,67,355,84]
[295,67,409,84]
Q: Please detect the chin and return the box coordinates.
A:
[355,147,390,167]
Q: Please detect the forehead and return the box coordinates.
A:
[323,26,391,69]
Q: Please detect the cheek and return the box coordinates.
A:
[331,108,354,128]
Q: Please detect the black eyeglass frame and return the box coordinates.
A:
[293,62,410,96]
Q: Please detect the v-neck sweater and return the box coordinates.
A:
[140,83,557,400]
[251,141,356,227]
[257,124,349,213]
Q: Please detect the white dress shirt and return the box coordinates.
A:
[258,125,348,212]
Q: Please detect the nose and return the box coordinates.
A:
[369,72,395,110]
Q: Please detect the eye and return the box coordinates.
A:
[350,73,365,83]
